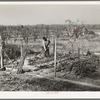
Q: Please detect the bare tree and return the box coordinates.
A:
[65,19,82,53]
[17,25,29,74]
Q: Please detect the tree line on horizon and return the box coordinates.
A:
[0,24,100,41]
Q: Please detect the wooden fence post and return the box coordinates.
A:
[0,35,4,68]
[53,37,55,55]
[20,39,23,59]
[54,37,57,77]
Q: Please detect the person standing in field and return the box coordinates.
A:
[42,37,50,57]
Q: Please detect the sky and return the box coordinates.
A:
[0,4,100,25]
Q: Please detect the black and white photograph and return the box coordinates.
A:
[0,1,100,94]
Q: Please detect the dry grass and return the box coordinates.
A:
[0,72,100,91]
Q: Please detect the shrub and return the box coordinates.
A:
[4,44,21,59]
[88,31,95,35]
[70,55,100,77]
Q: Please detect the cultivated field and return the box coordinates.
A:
[1,31,100,91]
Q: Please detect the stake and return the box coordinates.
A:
[54,37,57,77]
[0,36,4,68]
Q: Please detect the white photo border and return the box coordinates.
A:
[0,1,100,99]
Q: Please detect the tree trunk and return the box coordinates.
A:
[71,43,74,54]
[17,46,27,74]
[20,40,23,58]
